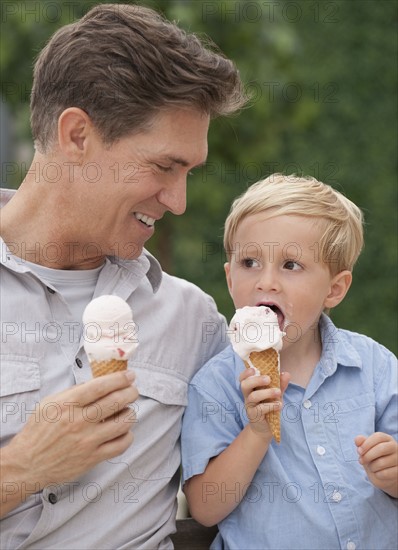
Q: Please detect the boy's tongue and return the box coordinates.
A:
[262,305,285,331]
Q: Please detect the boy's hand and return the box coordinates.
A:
[240,369,290,440]
[355,433,398,498]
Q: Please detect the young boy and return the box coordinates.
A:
[181,174,397,549]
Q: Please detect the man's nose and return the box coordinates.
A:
[158,176,187,215]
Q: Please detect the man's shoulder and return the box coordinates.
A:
[160,270,219,312]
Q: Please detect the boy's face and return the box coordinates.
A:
[224,213,351,352]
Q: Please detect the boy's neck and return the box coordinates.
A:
[280,328,323,388]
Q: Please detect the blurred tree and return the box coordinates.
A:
[1,0,396,353]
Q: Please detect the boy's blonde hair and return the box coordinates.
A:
[224,173,364,274]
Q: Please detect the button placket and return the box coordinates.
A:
[316,445,326,456]
[332,490,342,502]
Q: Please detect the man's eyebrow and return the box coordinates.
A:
[164,155,207,168]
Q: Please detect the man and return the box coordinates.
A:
[0,3,246,548]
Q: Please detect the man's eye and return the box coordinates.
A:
[284,260,301,271]
[156,164,173,173]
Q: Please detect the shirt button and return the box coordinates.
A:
[346,542,356,550]
[75,358,83,369]
[48,493,58,504]
[332,491,342,502]
[317,445,326,456]
[303,399,312,409]
[47,286,55,294]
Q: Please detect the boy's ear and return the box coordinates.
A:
[324,270,352,309]
[224,262,233,295]
[57,107,93,160]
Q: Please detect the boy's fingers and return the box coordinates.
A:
[361,441,397,464]
[246,387,280,405]
[356,432,392,455]
[239,368,256,382]
[280,372,290,393]
[241,374,270,391]
[355,434,367,448]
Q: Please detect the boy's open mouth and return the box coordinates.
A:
[257,302,285,331]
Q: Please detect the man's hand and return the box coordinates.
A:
[240,369,290,440]
[1,371,138,517]
[355,432,398,498]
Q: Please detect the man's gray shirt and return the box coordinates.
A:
[0,188,228,549]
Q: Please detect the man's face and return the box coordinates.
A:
[76,108,209,264]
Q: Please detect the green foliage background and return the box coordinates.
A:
[1,0,397,353]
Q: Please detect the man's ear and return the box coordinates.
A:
[324,270,352,309]
[57,107,93,160]
[224,262,233,295]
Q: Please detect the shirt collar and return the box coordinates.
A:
[318,313,363,375]
[0,188,163,293]
[110,249,162,292]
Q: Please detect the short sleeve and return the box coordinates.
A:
[181,350,245,484]
[374,346,398,438]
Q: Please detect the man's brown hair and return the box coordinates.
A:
[30,3,247,152]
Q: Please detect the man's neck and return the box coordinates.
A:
[0,166,106,270]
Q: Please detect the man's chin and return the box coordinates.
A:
[108,242,144,261]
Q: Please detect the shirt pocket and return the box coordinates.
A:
[333,392,376,461]
[108,367,188,481]
[0,356,41,446]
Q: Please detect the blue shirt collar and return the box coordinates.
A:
[319,313,363,375]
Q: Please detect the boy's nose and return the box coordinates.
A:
[256,268,281,293]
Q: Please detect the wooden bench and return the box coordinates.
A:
[171,518,218,549]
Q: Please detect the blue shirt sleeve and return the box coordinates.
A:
[373,341,398,437]
[181,346,245,484]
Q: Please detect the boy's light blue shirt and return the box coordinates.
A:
[181,315,398,550]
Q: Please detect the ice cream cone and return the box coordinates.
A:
[90,359,128,378]
[244,348,281,443]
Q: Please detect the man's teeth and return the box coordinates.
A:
[135,212,155,227]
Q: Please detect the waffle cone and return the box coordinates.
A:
[90,359,127,378]
[244,348,281,443]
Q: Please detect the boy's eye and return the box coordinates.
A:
[283,260,301,271]
[242,258,260,268]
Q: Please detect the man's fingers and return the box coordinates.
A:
[98,407,137,440]
[65,371,136,407]
[94,385,139,421]
[97,430,135,461]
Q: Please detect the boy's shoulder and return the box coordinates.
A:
[320,315,395,360]
[190,345,243,391]
[336,325,395,361]
[321,315,397,374]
